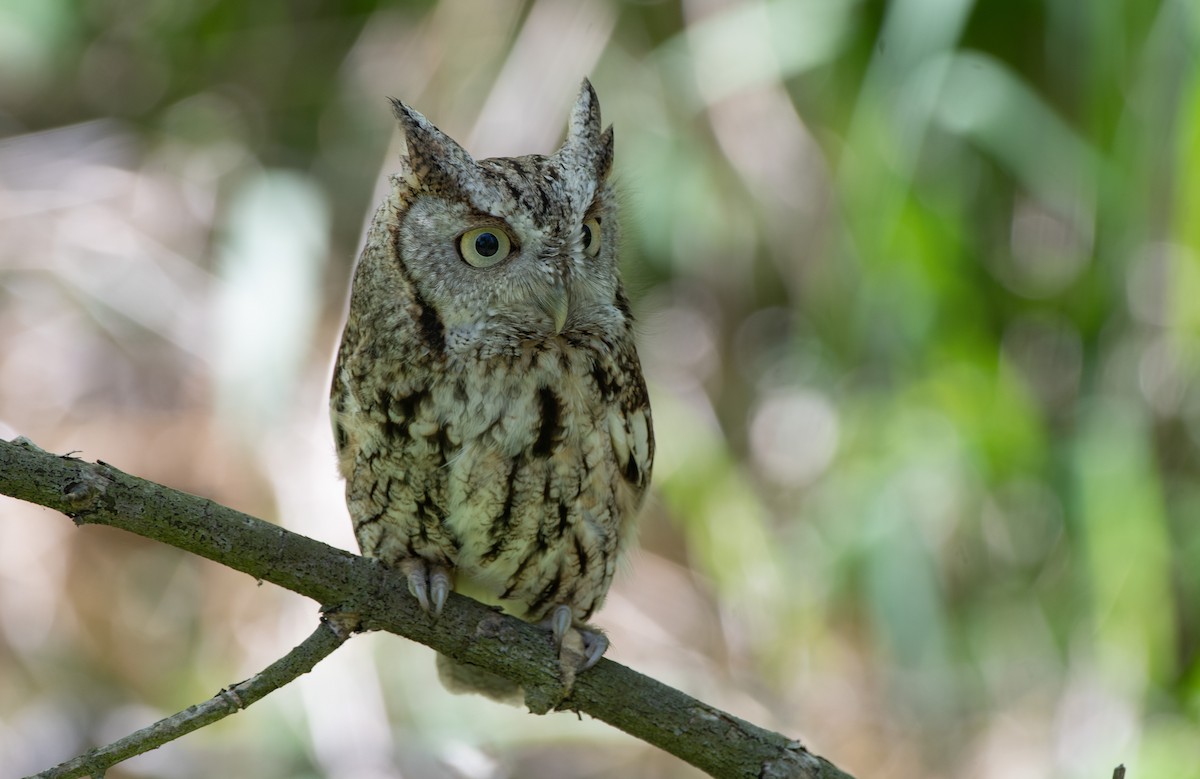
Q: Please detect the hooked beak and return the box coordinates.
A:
[540,280,570,335]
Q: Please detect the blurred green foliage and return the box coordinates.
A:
[2,1,1199,778]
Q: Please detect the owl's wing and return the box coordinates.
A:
[328,235,461,567]
[601,337,654,506]
[329,209,448,483]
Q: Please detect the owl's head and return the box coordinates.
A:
[379,80,625,353]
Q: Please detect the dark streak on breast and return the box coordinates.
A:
[415,491,446,542]
[526,567,564,617]
[481,459,522,563]
[532,386,562,457]
[556,502,570,537]
[573,534,589,577]
[415,501,430,542]
[367,475,389,508]
[434,427,455,465]
[590,359,616,401]
[353,507,385,529]
[501,541,541,600]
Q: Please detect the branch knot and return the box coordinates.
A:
[58,463,114,520]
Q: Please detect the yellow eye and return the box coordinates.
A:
[458,227,513,268]
[581,217,602,257]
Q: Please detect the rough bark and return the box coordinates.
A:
[0,437,856,779]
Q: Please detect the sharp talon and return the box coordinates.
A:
[580,630,608,670]
[398,559,453,616]
[407,570,431,613]
[430,566,451,617]
[550,604,573,645]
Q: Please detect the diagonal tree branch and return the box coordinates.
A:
[29,612,356,779]
[0,437,856,779]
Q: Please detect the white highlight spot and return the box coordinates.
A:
[749,390,839,487]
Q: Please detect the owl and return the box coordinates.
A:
[330,80,653,699]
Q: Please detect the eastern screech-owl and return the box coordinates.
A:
[330,80,653,699]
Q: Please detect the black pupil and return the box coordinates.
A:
[581,224,593,247]
[475,232,500,257]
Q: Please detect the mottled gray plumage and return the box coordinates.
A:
[331,81,652,698]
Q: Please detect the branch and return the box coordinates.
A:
[0,438,856,779]
[29,613,355,779]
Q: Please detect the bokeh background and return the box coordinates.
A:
[2,1,1198,777]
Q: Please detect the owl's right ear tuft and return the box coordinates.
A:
[558,79,613,181]
[389,97,479,192]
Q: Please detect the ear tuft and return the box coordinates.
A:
[388,97,478,191]
[568,78,602,147]
[558,79,613,181]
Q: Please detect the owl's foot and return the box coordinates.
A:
[399,559,452,617]
[548,604,608,669]
[542,604,607,697]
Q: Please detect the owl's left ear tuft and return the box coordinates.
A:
[568,79,602,145]
[389,97,479,191]
[559,79,613,181]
